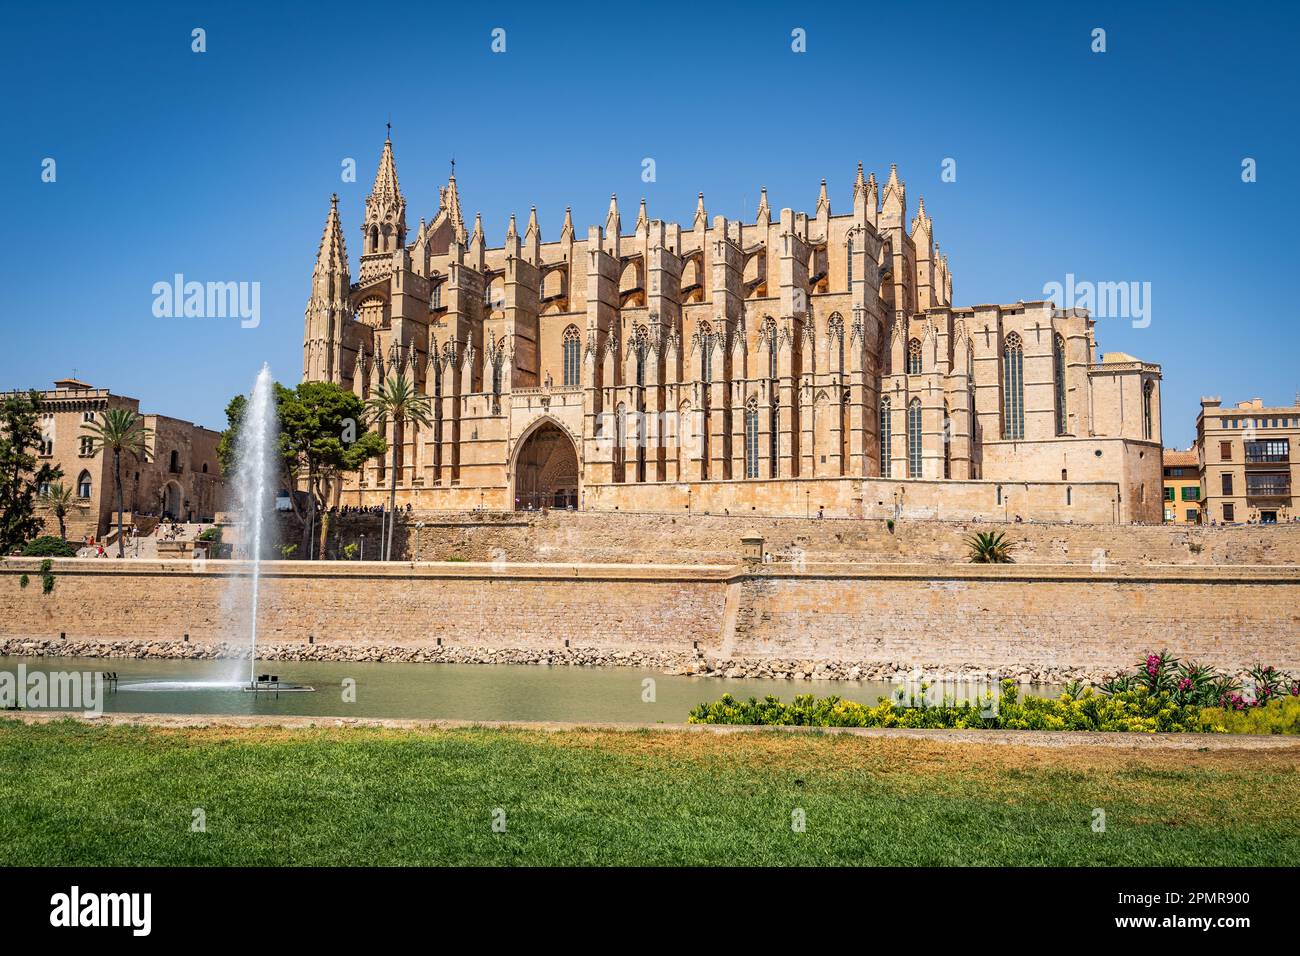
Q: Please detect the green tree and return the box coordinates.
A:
[81,408,152,557]
[365,372,434,560]
[40,481,74,540]
[219,380,385,559]
[0,390,63,555]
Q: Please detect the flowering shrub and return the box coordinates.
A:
[1110,650,1296,711]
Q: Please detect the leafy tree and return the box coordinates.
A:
[0,390,62,554]
[40,481,73,540]
[81,408,152,557]
[365,373,434,560]
[964,530,1015,564]
[22,535,77,557]
[220,380,385,559]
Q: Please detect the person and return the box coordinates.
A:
[96,545,106,558]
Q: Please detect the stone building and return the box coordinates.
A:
[1196,396,1298,524]
[302,136,1163,522]
[1162,448,1201,523]
[3,378,225,542]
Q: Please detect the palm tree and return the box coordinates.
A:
[81,409,152,557]
[40,481,74,541]
[965,530,1015,564]
[365,372,433,560]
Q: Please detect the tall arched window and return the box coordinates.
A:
[614,403,626,479]
[744,398,760,478]
[1002,331,1024,440]
[906,338,922,375]
[632,326,648,388]
[698,321,713,384]
[846,236,854,287]
[879,396,892,478]
[942,402,951,479]
[562,325,581,387]
[828,313,844,373]
[1053,333,1067,435]
[77,470,92,498]
[764,318,779,380]
[907,398,923,477]
[1143,380,1154,440]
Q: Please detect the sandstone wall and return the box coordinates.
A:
[298,511,1300,567]
[2,558,1296,677]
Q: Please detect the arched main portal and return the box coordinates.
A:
[162,480,183,520]
[512,421,579,511]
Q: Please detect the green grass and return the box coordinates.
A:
[2,719,1298,865]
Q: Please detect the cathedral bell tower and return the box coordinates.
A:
[359,129,406,283]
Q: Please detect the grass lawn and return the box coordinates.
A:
[2,718,1297,865]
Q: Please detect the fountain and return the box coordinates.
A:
[111,366,313,701]
[234,364,275,686]
[231,365,313,693]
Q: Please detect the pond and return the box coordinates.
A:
[0,656,1055,724]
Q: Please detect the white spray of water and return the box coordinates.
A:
[230,365,277,686]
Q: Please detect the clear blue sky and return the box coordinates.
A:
[2,0,1296,447]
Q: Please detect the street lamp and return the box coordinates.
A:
[359,534,365,561]
[414,521,425,562]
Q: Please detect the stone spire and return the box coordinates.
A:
[816,178,830,216]
[314,193,349,277]
[911,196,933,247]
[756,186,770,226]
[605,193,620,238]
[852,163,869,219]
[524,205,541,263]
[635,197,648,232]
[560,206,575,243]
[363,133,406,255]
[444,172,466,243]
[693,192,707,230]
[304,194,352,384]
[881,163,906,221]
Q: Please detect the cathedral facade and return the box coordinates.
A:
[303,137,1163,523]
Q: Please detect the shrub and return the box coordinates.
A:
[341,543,359,560]
[690,680,1211,733]
[279,544,298,558]
[1201,697,1300,735]
[197,527,223,543]
[965,530,1014,563]
[21,535,77,557]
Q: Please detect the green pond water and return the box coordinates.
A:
[0,656,1055,724]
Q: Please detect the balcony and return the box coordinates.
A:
[1245,474,1291,499]
[1245,440,1289,464]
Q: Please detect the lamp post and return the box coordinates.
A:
[359,534,365,561]
[414,521,425,563]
